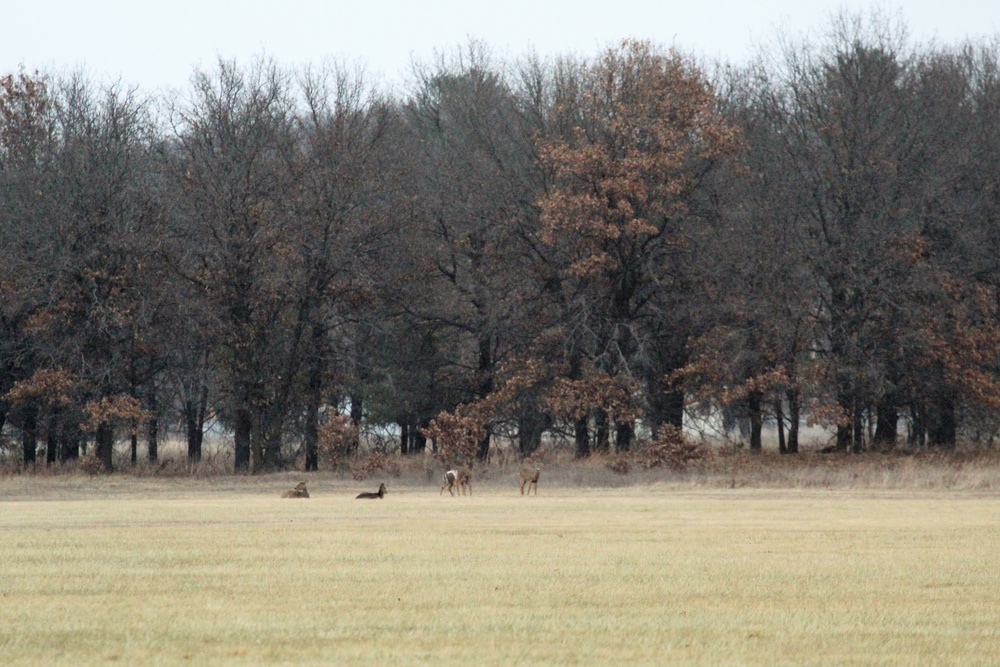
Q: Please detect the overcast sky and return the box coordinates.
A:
[4,1,999,94]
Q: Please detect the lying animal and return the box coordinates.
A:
[281,482,310,498]
[356,482,387,499]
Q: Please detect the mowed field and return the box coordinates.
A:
[2,476,1000,666]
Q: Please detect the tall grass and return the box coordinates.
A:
[7,435,1000,492]
[2,484,999,665]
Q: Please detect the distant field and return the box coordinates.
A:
[2,477,999,666]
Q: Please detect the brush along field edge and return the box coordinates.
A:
[1,488,999,666]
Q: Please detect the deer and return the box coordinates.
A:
[441,468,472,496]
[458,468,472,495]
[356,482,387,499]
[519,466,540,495]
[281,482,310,498]
[440,470,459,496]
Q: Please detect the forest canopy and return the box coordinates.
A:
[4,11,1000,472]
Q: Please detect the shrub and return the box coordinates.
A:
[318,414,358,470]
[422,411,483,467]
[350,452,401,480]
[606,455,631,475]
[635,426,712,471]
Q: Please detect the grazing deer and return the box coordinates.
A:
[458,468,472,496]
[356,482,387,499]
[519,467,540,495]
[281,482,310,498]
[441,470,459,496]
[441,468,473,496]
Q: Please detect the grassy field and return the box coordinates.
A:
[2,475,1000,666]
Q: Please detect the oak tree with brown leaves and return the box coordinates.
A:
[534,40,739,450]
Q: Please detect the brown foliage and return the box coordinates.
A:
[0,68,50,159]
[422,411,484,466]
[81,396,148,434]
[919,281,1000,411]
[77,455,105,477]
[638,426,713,471]
[4,368,76,407]
[537,40,740,280]
[607,426,712,474]
[350,452,400,481]
[543,372,640,424]
[606,456,632,475]
[317,414,359,468]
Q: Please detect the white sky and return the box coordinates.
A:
[3,1,999,94]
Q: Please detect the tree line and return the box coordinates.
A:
[3,12,1000,473]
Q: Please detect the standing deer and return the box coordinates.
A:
[440,470,459,496]
[440,468,473,496]
[281,482,310,498]
[356,482,387,499]
[458,469,472,496]
[519,467,540,495]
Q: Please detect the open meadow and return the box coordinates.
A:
[2,464,1000,666]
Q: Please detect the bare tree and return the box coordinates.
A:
[167,56,301,472]
[293,61,399,471]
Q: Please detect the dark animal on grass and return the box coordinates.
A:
[356,482,387,499]
[281,482,310,498]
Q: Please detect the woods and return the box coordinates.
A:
[4,14,1000,472]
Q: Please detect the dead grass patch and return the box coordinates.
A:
[1,488,999,665]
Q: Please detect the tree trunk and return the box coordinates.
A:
[852,400,864,454]
[304,400,319,473]
[130,426,138,466]
[518,408,550,457]
[234,406,252,472]
[835,382,854,452]
[261,420,283,470]
[831,284,856,453]
[476,333,494,463]
[46,417,58,465]
[303,322,325,471]
[873,399,898,448]
[574,416,590,458]
[129,370,139,467]
[21,407,38,467]
[185,386,207,465]
[909,405,927,446]
[146,386,159,463]
[644,337,685,432]
[147,415,158,463]
[185,402,202,463]
[928,394,957,448]
[411,427,427,454]
[59,422,80,462]
[477,428,491,462]
[350,393,363,426]
[786,388,800,454]
[399,420,410,455]
[615,419,634,452]
[96,421,114,472]
[747,390,763,452]
[775,399,786,455]
[668,390,684,429]
[662,389,684,429]
[594,409,610,453]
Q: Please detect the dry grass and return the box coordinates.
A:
[2,474,1000,666]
